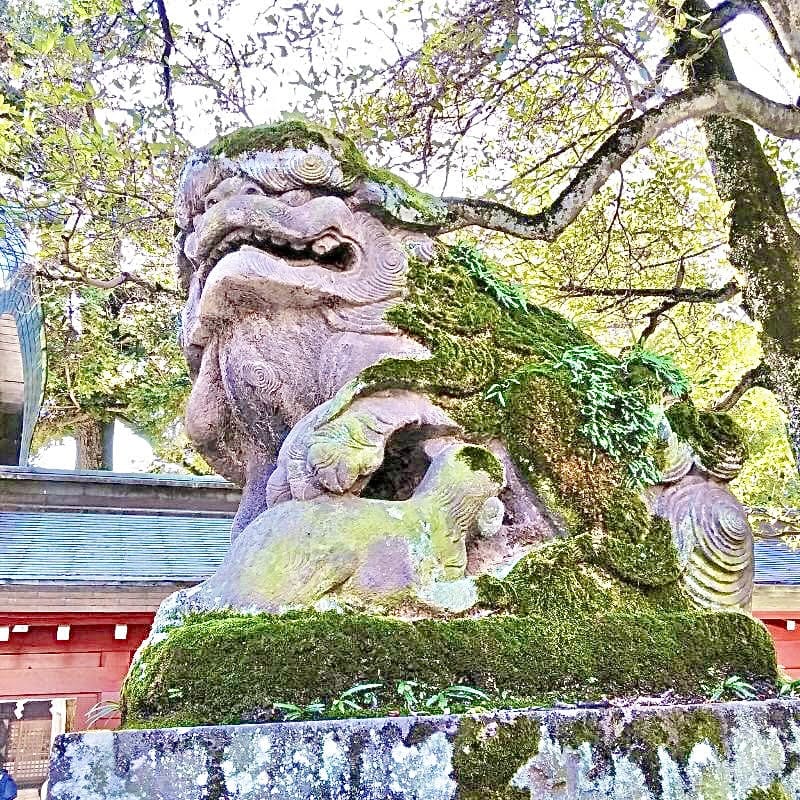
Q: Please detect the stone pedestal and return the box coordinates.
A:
[48,699,800,799]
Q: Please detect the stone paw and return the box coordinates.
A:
[306,412,388,493]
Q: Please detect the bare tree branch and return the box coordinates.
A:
[443,80,800,240]
[711,363,770,410]
[559,279,740,302]
[153,0,176,129]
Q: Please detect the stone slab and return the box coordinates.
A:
[48,699,800,799]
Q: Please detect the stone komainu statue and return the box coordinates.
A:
[171,119,752,617]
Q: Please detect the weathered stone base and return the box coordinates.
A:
[49,699,800,799]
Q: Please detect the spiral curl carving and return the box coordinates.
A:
[238,147,356,193]
[653,474,753,609]
[242,360,281,394]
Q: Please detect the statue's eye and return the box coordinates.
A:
[204,197,218,211]
[243,185,262,196]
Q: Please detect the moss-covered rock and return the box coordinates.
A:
[121,609,776,728]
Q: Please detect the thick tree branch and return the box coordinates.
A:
[654,0,793,81]
[711,363,770,411]
[760,0,800,67]
[443,80,800,240]
[560,279,740,303]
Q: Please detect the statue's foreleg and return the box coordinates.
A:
[265,389,460,506]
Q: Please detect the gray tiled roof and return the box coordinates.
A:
[0,510,230,583]
[754,539,800,586]
[0,508,796,585]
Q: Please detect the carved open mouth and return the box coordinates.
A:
[201,227,357,281]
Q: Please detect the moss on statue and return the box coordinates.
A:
[208,118,446,225]
[121,609,777,728]
[457,444,505,484]
[666,400,746,473]
[476,535,691,617]
[351,242,688,595]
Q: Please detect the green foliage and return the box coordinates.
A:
[553,344,670,486]
[269,681,490,721]
[360,243,691,593]
[121,609,777,728]
[401,244,688,488]
[777,676,800,697]
[423,685,491,715]
[708,674,757,701]
[450,241,529,311]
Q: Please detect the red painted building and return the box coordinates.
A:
[0,467,237,795]
[752,537,800,677]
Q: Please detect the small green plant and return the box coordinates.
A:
[330,682,383,715]
[395,679,422,712]
[625,347,690,397]
[423,685,491,715]
[273,700,327,721]
[554,344,661,485]
[269,679,497,722]
[484,362,551,407]
[450,241,529,312]
[85,699,121,728]
[778,676,800,697]
[709,675,757,701]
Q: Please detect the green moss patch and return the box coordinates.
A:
[355,242,690,588]
[453,714,541,800]
[616,709,726,792]
[666,401,746,473]
[747,781,793,800]
[208,117,446,225]
[122,610,776,728]
[476,534,690,616]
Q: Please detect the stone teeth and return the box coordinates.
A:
[271,236,288,247]
[289,241,306,251]
[311,234,339,256]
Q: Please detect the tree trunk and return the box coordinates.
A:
[76,418,114,470]
[686,0,800,472]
